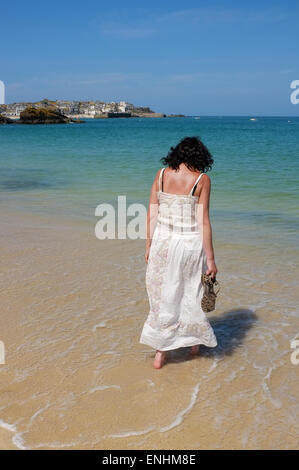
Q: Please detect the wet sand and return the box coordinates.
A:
[0,209,298,449]
[0,426,20,450]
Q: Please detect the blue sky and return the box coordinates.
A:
[1,0,299,115]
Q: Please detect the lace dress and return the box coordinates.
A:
[139,167,217,351]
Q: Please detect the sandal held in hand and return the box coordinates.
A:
[201,273,221,313]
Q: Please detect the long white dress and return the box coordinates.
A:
[140,167,218,351]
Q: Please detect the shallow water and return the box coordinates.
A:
[0,117,298,449]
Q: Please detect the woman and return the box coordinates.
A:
[139,136,218,369]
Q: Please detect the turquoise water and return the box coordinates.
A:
[1,116,298,247]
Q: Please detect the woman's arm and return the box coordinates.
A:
[197,174,218,278]
[145,170,160,263]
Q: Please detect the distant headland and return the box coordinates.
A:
[0,98,185,124]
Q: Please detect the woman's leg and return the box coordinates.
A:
[190,345,200,356]
[153,350,166,369]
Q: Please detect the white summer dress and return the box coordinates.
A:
[140,167,218,351]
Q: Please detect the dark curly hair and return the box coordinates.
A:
[161,136,214,172]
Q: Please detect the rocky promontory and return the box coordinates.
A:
[0,114,14,124]
[19,106,84,124]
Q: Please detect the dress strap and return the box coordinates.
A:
[159,167,166,192]
[189,173,204,196]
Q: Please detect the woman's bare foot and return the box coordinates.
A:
[190,345,200,356]
[153,350,166,369]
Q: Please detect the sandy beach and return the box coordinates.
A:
[0,204,298,450]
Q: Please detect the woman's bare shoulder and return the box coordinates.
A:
[151,168,163,191]
[201,173,211,184]
[153,168,162,181]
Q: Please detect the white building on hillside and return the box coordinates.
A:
[119,101,128,112]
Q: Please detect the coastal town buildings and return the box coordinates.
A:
[1,100,141,119]
[0,99,169,119]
